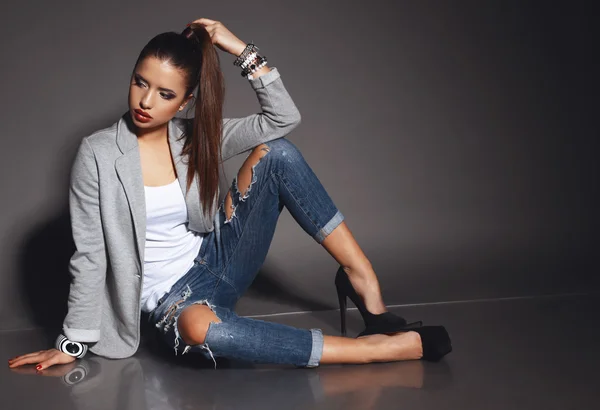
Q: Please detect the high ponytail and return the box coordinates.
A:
[133,25,226,221]
[180,25,226,220]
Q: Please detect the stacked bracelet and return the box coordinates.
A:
[233,42,269,79]
[242,55,268,79]
[240,51,258,69]
[233,43,259,67]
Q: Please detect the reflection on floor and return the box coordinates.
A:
[2,293,599,410]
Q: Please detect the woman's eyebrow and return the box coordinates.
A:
[134,73,177,94]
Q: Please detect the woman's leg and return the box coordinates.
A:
[209,136,347,303]
[320,332,423,364]
[176,302,423,367]
[222,139,386,314]
[321,222,388,314]
[167,136,422,368]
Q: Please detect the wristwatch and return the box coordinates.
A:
[55,334,88,359]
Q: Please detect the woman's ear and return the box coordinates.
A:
[179,94,195,111]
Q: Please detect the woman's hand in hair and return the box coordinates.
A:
[189,18,248,56]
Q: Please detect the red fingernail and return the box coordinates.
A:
[36,365,42,370]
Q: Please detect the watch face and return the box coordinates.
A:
[55,334,87,358]
[66,342,82,355]
[59,339,83,356]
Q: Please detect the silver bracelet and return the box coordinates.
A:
[241,52,258,69]
[244,54,268,77]
[233,43,259,67]
[246,59,268,79]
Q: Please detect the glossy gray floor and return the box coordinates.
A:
[2,293,599,410]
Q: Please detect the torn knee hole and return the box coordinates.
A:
[175,301,221,367]
[176,302,221,347]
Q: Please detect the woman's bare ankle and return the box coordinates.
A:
[345,267,388,314]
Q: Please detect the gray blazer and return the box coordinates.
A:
[63,67,301,358]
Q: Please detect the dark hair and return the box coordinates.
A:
[132,24,225,220]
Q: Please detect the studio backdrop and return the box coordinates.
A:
[0,0,597,332]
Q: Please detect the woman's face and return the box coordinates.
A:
[128,56,193,128]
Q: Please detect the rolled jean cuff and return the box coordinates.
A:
[314,210,345,243]
[306,328,324,368]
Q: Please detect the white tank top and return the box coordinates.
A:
[140,178,204,313]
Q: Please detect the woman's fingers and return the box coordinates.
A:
[8,349,75,372]
[8,350,43,363]
[8,350,45,362]
[190,18,219,39]
[36,351,76,371]
[8,352,47,368]
[191,17,218,27]
[186,18,243,54]
[37,355,60,371]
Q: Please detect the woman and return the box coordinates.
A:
[8,18,452,371]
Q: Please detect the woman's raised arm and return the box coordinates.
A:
[220,67,302,162]
[187,18,302,162]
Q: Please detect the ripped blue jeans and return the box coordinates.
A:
[147,137,345,368]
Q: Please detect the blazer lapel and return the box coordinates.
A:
[113,112,204,270]
[114,112,146,269]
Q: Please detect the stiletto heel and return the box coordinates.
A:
[334,266,423,337]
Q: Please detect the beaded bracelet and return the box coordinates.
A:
[242,55,268,78]
[247,61,268,79]
[234,42,268,78]
[241,54,263,76]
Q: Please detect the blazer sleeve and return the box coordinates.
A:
[220,67,302,162]
[62,137,107,343]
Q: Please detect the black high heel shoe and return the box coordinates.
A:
[335,266,423,337]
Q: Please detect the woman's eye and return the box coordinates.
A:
[132,81,173,100]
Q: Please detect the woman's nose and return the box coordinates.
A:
[140,93,153,109]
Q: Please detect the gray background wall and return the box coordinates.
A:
[0,1,597,332]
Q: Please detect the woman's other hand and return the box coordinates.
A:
[8,348,76,371]
[188,18,247,56]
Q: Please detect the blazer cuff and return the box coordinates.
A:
[248,67,281,90]
[63,326,100,343]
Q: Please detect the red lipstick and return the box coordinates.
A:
[133,109,153,123]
